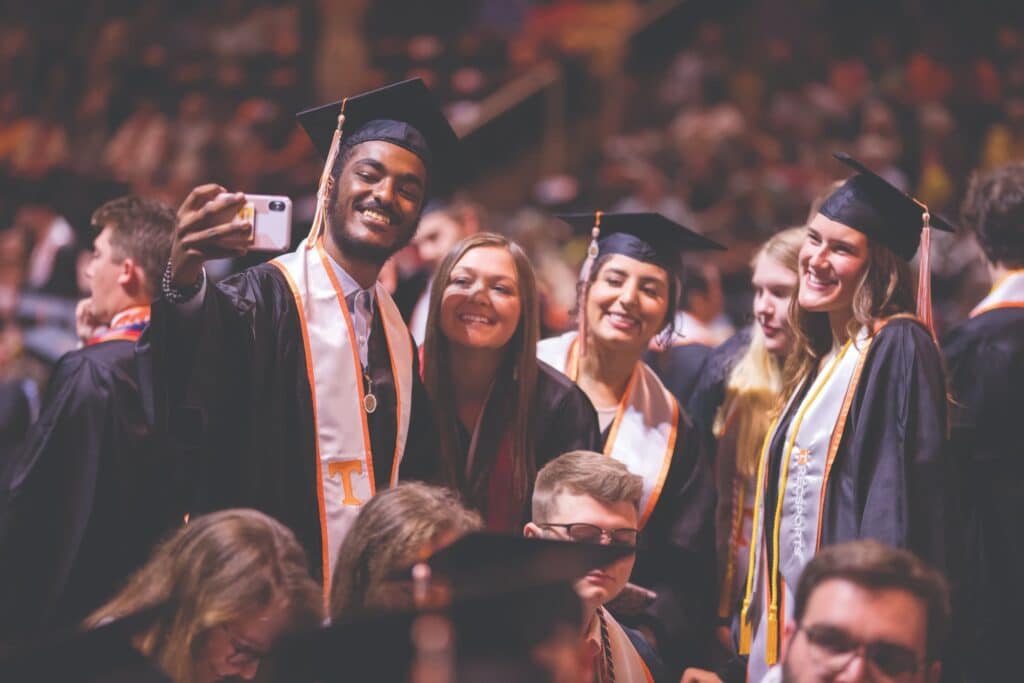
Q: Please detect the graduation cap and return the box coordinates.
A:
[556,212,726,355]
[819,152,954,261]
[277,534,623,682]
[422,532,633,599]
[819,152,953,332]
[296,78,460,242]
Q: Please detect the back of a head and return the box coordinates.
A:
[532,451,643,523]
[329,482,483,619]
[87,509,322,683]
[961,162,1024,267]
[793,539,951,660]
[90,196,176,296]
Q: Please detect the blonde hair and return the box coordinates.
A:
[329,483,482,619]
[531,451,643,523]
[87,509,322,683]
[783,237,914,402]
[422,233,540,513]
[716,227,803,478]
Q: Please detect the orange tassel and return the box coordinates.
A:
[577,211,602,359]
[307,103,347,248]
[916,210,934,335]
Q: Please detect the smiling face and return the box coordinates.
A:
[439,245,522,353]
[798,215,870,316]
[752,250,798,356]
[585,254,671,355]
[195,602,291,683]
[328,140,428,265]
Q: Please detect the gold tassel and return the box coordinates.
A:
[576,211,602,358]
[307,102,347,249]
[915,205,934,335]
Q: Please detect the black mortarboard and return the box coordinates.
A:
[279,582,580,682]
[422,532,633,599]
[556,212,726,273]
[296,78,460,194]
[0,610,170,683]
[818,152,954,261]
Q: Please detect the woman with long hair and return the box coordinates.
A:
[85,509,322,683]
[537,211,724,677]
[686,227,804,646]
[739,155,955,682]
[329,482,482,618]
[421,232,600,531]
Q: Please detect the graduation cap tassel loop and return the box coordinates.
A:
[577,211,602,359]
[916,209,934,335]
[307,107,347,249]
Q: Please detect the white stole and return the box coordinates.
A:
[271,239,413,589]
[538,332,678,528]
[742,329,874,679]
[970,270,1024,318]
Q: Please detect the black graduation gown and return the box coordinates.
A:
[644,343,713,410]
[145,263,439,582]
[762,319,954,579]
[453,361,601,530]
[608,405,717,676]
[0,339,183,642]
[942,307,1024,681]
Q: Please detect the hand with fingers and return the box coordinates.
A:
[680,668,724,683]
[75,298,104,343]
[169,185,253,288]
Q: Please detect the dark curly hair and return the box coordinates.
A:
[961,162,1024,267]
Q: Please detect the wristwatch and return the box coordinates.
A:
[161,260,205,304]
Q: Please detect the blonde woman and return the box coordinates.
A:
[85,509,322,683]
[688,228,804,647]
[740,155,955,682]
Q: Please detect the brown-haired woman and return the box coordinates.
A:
[421,232,600,532]
[537,212,725,677]
[329,482,482,618]
[739,156,955,682]
[86,509,322,683]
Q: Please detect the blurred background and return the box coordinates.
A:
[2,0,1024,422]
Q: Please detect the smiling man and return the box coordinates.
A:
[148,79,458,590]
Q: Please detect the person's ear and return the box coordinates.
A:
[118,258,144,294]
[523,522,543,539]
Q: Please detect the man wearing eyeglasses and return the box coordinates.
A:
[761,539,950,683]
[525,450,666,683]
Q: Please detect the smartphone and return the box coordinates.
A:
[232,194,292,252]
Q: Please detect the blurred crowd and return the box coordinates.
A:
[3,0,1024,373]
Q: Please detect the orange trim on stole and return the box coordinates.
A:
[378,287,406,487]
[814,338,873,548]
[316,242,377,495]
[970,301,1024,318]
[269,259,332,603]
[637,396,678,529]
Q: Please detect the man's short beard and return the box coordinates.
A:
[327,203,417,266]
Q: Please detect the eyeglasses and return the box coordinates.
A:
[219,623,268,667]
[798,623,924,679]
[539,523,639,549]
